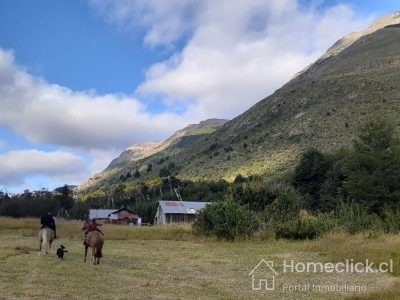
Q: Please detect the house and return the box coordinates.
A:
[248,259,278,291]
[154,200,210,225]
[89,209,117,223]
[108,207,139,224]
[88,207,139,224]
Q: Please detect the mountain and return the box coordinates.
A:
[80,12,400,191]
[105,142,162,171]
[80,119,228,189]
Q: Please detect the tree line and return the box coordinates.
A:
[195,117,400,239]
[0,185,74,218]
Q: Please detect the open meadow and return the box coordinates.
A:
[0,218,400,299]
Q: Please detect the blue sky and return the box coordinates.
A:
[0,0,398,193]
[0,0,152,94]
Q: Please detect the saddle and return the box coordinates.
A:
[41,226,55,231]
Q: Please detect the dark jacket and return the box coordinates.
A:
[41,214,56,231]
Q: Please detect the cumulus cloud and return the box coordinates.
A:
[88,148,124,175]
[89,0,201,46]
[0,49,189,150]
[91,0,372,119]
[0,1,374,190]
[0,150,86,186]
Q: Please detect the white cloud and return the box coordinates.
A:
[89,0,201,47]
[88,148,123,174]
[0,48,195,190]
[91,0,371,119]
[0,150,86,186]
[0,1,375,190]
[0,49,189,150]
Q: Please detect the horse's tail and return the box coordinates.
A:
[95,246,103,258]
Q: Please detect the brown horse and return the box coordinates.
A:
[82,222,104,265]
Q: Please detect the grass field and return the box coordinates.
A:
[0,218,400,299]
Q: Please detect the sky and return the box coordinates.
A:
[0,0,398,193]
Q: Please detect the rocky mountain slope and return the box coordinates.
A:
[81,12,400,191]
[80,119,228,189]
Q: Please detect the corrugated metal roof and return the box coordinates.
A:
[89,209,118,220]
[109,207,135,215]
[159,201,211,214]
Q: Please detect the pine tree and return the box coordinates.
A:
[343,117,400,213]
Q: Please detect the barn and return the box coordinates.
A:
[154,201,210,225]
[89,207,139,225]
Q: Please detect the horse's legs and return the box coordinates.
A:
[96,250,100,265]
[92,248,96,265]
[84,245,88,262]
[42,240,46,255]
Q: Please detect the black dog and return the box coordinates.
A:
[56,245,68,260]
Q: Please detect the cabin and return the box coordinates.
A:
[89,207,139,225]
[89,209,116,223]
[154,200,210,225]
[109,207,139,225]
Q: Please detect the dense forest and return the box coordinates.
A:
[0,185,74,219]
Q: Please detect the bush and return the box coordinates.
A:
[275,215,333,240]
[232,180,298,213]
[334,202,383,234]
[193,200,259,240]
[381,209,400,233]
[263,185,303,227]
[233,174,246,184]
[159,167,170,178]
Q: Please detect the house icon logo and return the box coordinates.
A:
[249,259,278,291]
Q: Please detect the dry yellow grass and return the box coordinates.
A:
[0,218,400,299]
[302,231,400,276]
[0,217,198,241]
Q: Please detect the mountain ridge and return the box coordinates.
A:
[80,12,400,192]
[80,118,228,190]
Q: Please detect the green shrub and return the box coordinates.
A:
[263,185,303,227]
[334,202,383,234]
[382,209,400,233]
[275,215,333,240]
[233,174,246,184]
[193,200,259,240]
[232,180,299,213]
